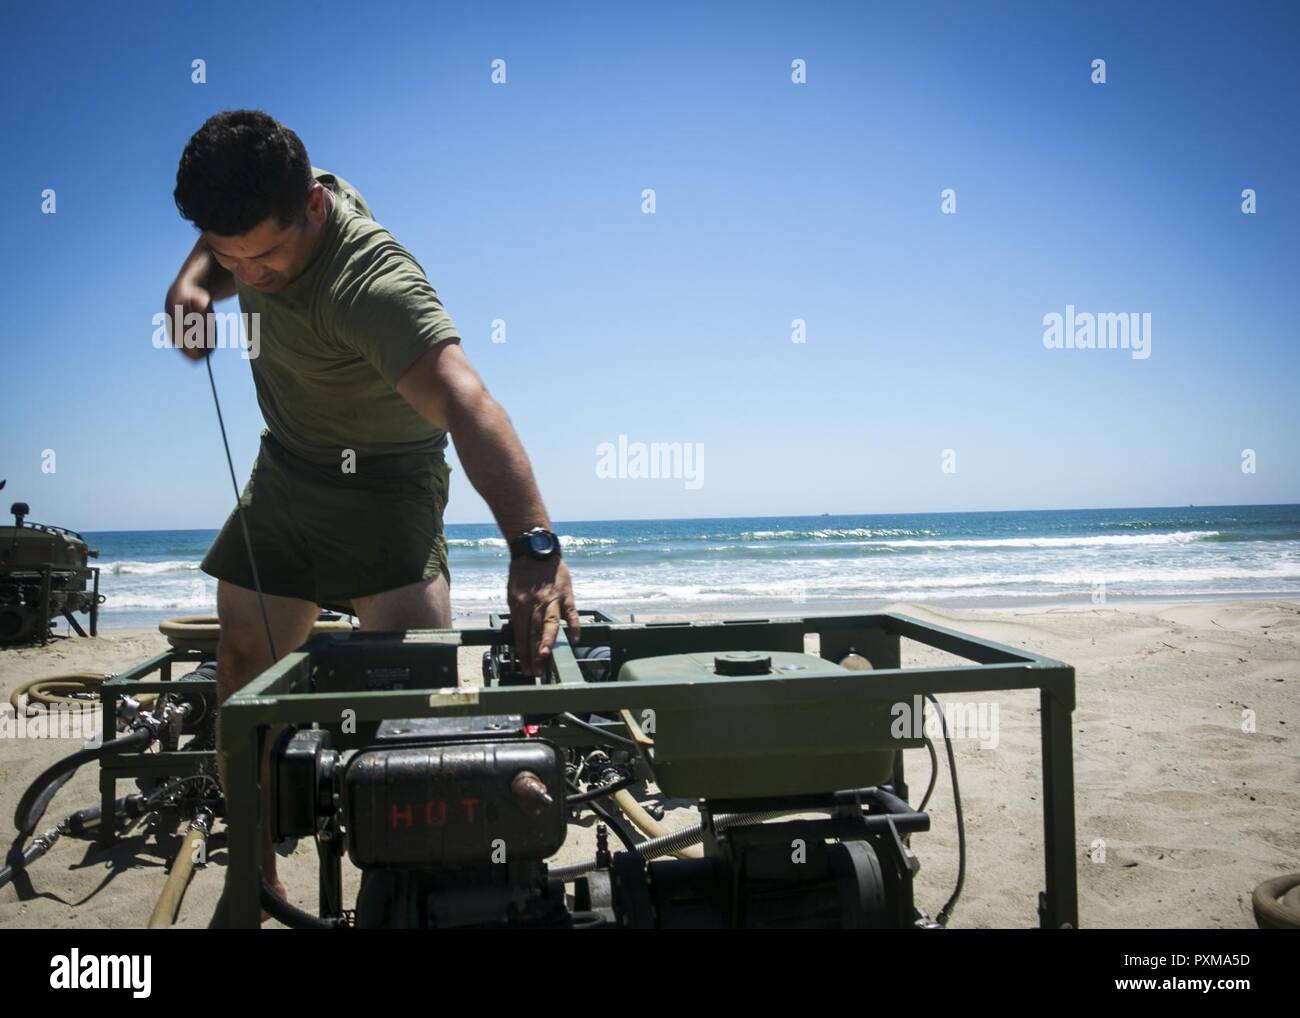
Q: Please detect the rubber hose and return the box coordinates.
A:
[612,789,702,860]
[9,672,156,712]
[9,749,115,874]
[0,794,143,890]
[19,771,77,844]
[0,837,51,889]
[1252,872,1300,929]
[260,882,346,930]
[158,614,350,649]
[65,796,137,835]
[147,823,209,928]
[634,808,793,860]
[548,809,796,881]
[13,728,150,836]
[584,794,641,853]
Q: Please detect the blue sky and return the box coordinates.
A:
[1,0,1296,530]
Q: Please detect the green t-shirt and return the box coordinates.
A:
[235,168,461,464]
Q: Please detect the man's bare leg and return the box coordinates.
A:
[213,580,319,914]
[352,573,451,631]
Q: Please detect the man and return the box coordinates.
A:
[165,109,580,915]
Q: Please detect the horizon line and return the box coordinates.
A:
[76,500,1300,535]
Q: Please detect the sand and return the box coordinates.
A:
[1,600,1297,929]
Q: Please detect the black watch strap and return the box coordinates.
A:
[509,527,561,560]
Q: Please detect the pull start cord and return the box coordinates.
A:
[204,352,278,663]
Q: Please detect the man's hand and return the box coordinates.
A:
[165,277,215,360]
[165,237,237,360]
[507,556,581,676]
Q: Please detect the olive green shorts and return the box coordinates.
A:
[201,431,451,611]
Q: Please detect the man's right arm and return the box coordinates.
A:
[165,238,237,361]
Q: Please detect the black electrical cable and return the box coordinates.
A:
[204,353,277,663]
[555,712,637,750]
[925,694,966,926]
[565,776,636,804]
[917,736,940,813]
[567,780,639,852]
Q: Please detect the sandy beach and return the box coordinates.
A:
[1,599,1296,929]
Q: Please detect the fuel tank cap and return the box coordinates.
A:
[713,651,772,676]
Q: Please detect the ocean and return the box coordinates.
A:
[80,504,1300,630]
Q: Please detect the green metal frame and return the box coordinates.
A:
[97,646,217,847]
[219,611,1077,930]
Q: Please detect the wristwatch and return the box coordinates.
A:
[509,527,562,562]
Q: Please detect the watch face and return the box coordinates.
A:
[530,531,555,555]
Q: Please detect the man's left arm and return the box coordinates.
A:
[395,341,581,675]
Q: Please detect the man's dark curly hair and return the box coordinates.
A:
[174,110,314,236]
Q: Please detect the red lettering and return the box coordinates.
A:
[461,798,479,824]
[390,803,413,829]
[426,800,447,827]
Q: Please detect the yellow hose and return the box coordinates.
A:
[159,614,352,651]
[1252,872,1300,929]
[148,821,210,928]
[8,672,157,714]
[612,789,702,860]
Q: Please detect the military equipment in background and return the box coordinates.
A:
[0,485,102,645]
